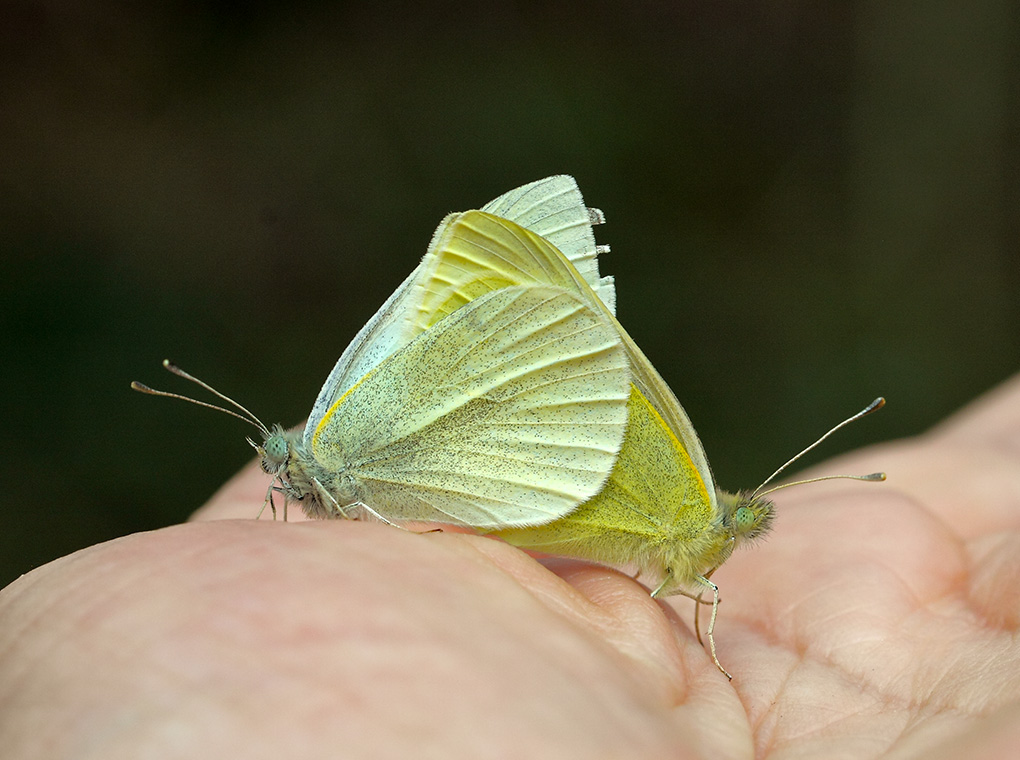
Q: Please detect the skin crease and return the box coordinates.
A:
[2,376,1020,759]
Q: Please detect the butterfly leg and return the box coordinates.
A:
[672,588,712,649]
[343,500,441,535]
[256,476,284,520]
[309,477,359,520]
[650,570,675,598]
[651,570,730,679]
[693,574,729,680]
[350,500,400,527]
[690,566,719,646]
[649,571,712,604]
[351,501,441,534]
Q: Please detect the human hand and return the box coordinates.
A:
[3,375,1019,758]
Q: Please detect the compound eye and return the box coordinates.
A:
[734,505,756,533]
[263,433,289,467]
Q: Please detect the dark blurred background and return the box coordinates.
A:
[2,1,1017,587]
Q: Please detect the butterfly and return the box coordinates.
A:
[136,284,632,530]
[370,176,885,677]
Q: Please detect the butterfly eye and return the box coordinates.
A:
[262,432,290,470]
[734,505,756,534]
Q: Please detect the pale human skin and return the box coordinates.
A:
[2,375,1020,759]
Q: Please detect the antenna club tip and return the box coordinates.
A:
[863,397,886,414]
[869,472,887,481]
[131,381,152,392]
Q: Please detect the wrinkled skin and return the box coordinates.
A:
[3,375,1020,759]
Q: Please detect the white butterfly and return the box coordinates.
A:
[137,177,632,527]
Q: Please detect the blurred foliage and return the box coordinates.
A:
[2,1,1017,587]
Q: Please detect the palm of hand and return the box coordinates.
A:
[2,377,1018,758]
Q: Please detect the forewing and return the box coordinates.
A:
[310,286,630,527]
[479,175,616,311]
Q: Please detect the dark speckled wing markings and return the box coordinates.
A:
[308,285,630,527]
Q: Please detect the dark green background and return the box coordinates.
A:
[3,2,1017,588]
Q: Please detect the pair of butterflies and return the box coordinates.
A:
[275,176,777,599]
[138,176,883,678]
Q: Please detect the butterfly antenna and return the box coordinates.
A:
[751,397,886,500]
[131,359,270,437]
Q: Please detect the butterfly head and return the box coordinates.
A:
[722,490,775,545]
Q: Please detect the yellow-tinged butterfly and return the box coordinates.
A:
[382,176,885,677]
[135,283,632,527]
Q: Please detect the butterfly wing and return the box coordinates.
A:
[478,174,616,312]
[309,285,630,527]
